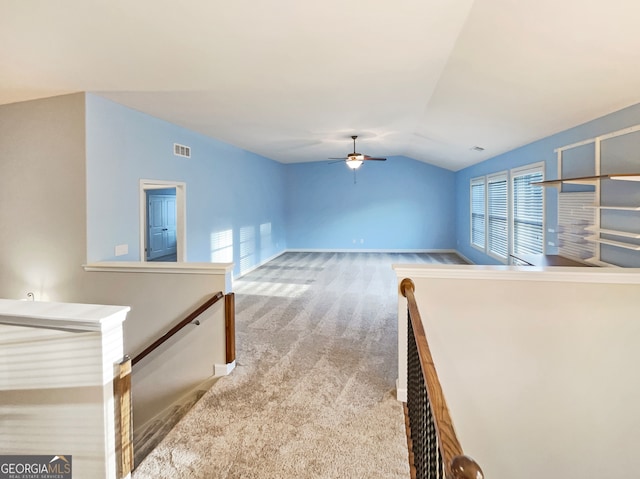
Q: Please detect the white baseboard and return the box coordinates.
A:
[235,251,286,280]
[236,250,465,278]
[454,249,474,265]
[396,379,407,402]
[214,360,236,377]
[285,248,459,254]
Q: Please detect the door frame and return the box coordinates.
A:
[139,179,187,262]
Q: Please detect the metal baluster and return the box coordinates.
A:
[403,280,484,479]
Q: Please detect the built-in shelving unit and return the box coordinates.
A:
[540,123,640,266]
[574,175,640,254]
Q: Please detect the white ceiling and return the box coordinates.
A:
[2,0,640,171]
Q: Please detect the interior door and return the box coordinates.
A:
[147,193,177,260]
[165,195,177,254]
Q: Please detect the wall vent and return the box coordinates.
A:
[173,143,191,158]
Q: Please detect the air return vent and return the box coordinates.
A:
[174,143,191,158]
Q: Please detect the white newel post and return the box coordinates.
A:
[0,299,130,479]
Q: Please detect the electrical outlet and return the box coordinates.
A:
[115,244,128,256]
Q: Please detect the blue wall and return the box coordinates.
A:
[85,94,287,276]
[286,156,456,250]
[85,92,640,268]
[455,103,640,265]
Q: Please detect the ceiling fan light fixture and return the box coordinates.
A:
[327,135,386,170]
[346,159,363,169]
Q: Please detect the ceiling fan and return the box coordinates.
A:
[328,135,387,170]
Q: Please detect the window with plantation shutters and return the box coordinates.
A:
[487,173,508,260]
[470,177,486,250]
[511,164,544,256]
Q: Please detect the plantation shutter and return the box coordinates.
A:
[471,178,486,249]
[487,174,508,259]
[512,168,544,255]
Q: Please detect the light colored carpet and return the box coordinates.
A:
[133,252,465,479]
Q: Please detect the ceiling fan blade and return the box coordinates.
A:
[328,157,348,160]
[328,159,346,164]
[364,157,387,161]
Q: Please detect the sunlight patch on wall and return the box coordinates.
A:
[210,229,233,263]
[0,325,104,389]
[260,222,272,256]
[234,280,309,298]
[240,226,256,274]
[20,265,57,302]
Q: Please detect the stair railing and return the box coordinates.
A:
[400,278,484,479]
[131,291,225,366]
[115,290,235,478]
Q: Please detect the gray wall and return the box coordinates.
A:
[0,93,88,302]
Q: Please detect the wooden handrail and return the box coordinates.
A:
[131,291,224,367]
[400,278,483,479]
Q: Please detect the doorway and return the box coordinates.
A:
[146,188,177,261]
[140,180,187,262]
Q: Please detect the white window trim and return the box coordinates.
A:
[487,171,509,263]
[470,176,487,252]
[510,161,545,178]
[510,162,545,261]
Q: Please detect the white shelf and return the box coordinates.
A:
[585,235,640,251]
[585,205,640,211]
[610,175,640,182]
[534,173,640,186]
[584,226,640,239]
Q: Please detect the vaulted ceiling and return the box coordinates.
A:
[2,0,640,170]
